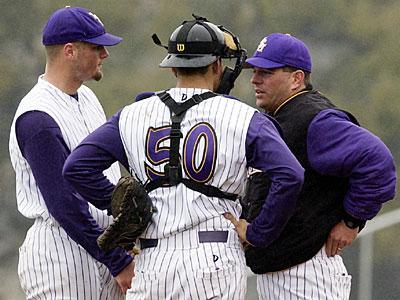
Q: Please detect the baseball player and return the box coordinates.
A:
[9,7,134,298]
[63,16,305,299]
[236,33,397,299]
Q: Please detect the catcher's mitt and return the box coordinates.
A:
[240,171,271,222]
[97,176,157,252]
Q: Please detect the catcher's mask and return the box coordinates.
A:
[152,14,247,94]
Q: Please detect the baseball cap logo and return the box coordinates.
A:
[257,37,267,52]
[245,33,312,73]
[88,12,104,26]
[177,43,185,52]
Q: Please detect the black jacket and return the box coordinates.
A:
[244,90,359,274]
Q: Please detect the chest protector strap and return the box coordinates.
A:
[145,91,238,201]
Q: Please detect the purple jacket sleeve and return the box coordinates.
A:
[308,109,396,220]
[16,111,132,277]
[63,111,129,204]
[245,112,304,247]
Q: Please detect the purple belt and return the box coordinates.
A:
[140,230,229,250]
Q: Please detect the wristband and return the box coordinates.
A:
[342,213,363,229]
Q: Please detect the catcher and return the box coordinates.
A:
[64,15,304,299]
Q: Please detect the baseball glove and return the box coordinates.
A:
[97,176,157,252]
[240,171,271,222]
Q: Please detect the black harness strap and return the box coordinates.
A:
[181,178,238,201]
[145,91,238,201]
[176,21,195,43]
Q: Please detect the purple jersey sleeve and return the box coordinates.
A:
[63,111,128,202]
[308,109,396,219]
[16,111,132,277]
[245,112,304,247]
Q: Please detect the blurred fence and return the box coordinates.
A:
[357,208,400,300]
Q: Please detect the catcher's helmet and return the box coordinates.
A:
[153,15,238,68]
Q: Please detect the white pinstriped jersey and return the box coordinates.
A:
[119,88,256,239]
[9,76,120,228]
[10,76,124,299]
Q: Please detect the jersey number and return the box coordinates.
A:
[145,122,217,183]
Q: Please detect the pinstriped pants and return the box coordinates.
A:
[18,218,124,300]
[257,246,351,300]
[127,230,247,299]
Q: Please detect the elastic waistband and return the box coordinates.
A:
[140,230,229,250]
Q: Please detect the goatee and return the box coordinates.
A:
[94,72,103,82]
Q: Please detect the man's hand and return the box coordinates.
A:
[325,221,358,257]
[223,212,251,244]
[115,260,135,294]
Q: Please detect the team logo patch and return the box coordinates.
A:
[88,12,104,26]
[257,37,267,52]
[177,44,185,52]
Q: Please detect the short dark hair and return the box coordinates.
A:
[282,66,311,86]
[45,44,63,62]
[175,65,210,76]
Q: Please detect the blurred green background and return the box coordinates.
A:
[1,0,399,299]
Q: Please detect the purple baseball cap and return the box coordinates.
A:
[244,33,312,72]
[42,6,122,46]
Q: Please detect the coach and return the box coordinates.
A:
[241,33,396,299]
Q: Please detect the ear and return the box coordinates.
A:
[292,70,305,90]
[171,67,178,78]
[63,43,76,59]
[212,58,222,74]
